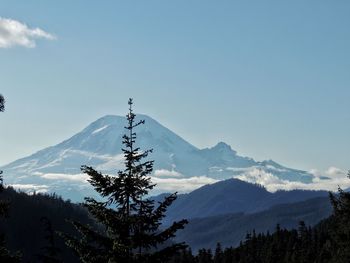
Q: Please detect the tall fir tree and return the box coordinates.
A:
[0,173,20,262]
[0,92,6,220]
[329,170,350,263]
[62,98,188,263]
[0,95,7,218]
[213,243,223,263]
[0,95,21,262]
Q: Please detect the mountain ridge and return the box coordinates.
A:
[1,114,315,201]
[175,196,332,251]
[152,178,328,225]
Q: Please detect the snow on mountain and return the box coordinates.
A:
[1,114,316,201]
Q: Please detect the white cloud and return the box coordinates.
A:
[234,168,283,189]
[9,183,49,194]
[234,166,349,192]
[154,169,183,178]
[95,154,125,171]
[309,169,322,177]
[151,176,218,193]
[0,17,55,48]
[36,172,89,183]
[325,166,346,178]
[13,166,348,197]
[32,171,217,194]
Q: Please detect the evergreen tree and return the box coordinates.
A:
[197,249,213,263]
[0,95,20,262]
[0,95,5,217]
[0,176,21,262]
[0,94,4,112]
[0,95,8,217]
[37,217,62,263]
[329,171,350,263]
[213,243,223,263]
[62,98,188,263]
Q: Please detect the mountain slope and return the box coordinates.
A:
[0,187,94,262]
[153,179,329,225]
[2,114,315,201]
[175,196,332,251]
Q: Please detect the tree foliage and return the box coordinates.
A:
[0,186,93,262]
[0,94,4,112]
[0,174,21,262]
[63,98,188,263]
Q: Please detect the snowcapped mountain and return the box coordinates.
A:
[1,114,315,201]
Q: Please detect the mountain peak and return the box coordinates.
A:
[96,113,152,122]
[211,142,237,155]
[2,114,314,201]
[95,114,162,128]
[214,141,231,148]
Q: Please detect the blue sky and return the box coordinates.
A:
[0,1,349,174]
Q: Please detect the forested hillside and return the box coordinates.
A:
[154,179,328,225]
[0,184,335,262]
[175,196,332,251]
[168,181,350,263]
[0,187,94,262]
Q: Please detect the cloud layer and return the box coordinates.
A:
[39,172,89,182]
[154,169,183,177]
[0,17,55,48]
[9,166,348,198]
[234,166,349,192]
[13,171,218,195]
[151,176,218,193]
[10,183,49,194]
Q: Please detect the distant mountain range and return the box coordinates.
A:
[1,114,320,201]
[153,179,329,225]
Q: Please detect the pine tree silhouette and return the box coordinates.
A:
[62,98,188,263]
[0,94,4,112]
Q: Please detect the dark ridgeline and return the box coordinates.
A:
[157,178,329,226]
[167,172,350,263]
[174,195,332,252]
[61,98,188,263]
